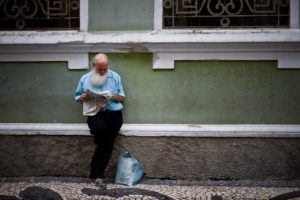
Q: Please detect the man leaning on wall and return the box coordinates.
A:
[75,53,125,188]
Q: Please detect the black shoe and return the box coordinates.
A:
[94,178,106,189]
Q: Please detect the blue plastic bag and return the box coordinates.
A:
[115,151,144,186]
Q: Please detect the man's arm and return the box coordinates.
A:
[75,78,90,102]
[112,75,125,102]
[111,94,125,102]
[75,80,83,102]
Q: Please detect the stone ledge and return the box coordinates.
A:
[0,123,299,138]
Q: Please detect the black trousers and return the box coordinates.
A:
[87,110,123,179]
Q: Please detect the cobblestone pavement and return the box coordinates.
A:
[0,177,299,200]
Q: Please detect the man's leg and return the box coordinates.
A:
[96,110,123,178]
[87,113,108,179]
[87,113,107,142]
[90,140,109,179]
[87,111,123,179]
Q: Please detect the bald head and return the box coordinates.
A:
[92,53,109,75]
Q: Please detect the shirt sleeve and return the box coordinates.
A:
[75,77,84,102]
[117,76,125,97]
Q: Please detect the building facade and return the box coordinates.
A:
[0,0,300,180]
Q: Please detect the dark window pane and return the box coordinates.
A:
[163,0,290,28]
[0,0,80,30]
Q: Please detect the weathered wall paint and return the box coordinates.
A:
[0,62,86,123]
[88,0,154,31]
[1,54,300,124]
[107,53,300,124]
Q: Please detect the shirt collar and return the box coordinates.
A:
[107,69,113,78]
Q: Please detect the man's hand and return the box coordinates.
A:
[103,92,125,102]
[111,94,125,102]
[80,93,90,102]
[103,92,113,100]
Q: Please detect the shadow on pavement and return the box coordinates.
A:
[82,187,175,200]
[0,183,299,200]
[0,186,63,200]
[270,191,300,200]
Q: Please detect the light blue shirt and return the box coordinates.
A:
[75,69,125,111]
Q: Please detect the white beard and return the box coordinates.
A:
[91,70,108,86]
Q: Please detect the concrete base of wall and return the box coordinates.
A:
[0,135,299,180]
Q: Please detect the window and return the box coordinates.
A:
[0,0,80,30]
[163,0,290,28]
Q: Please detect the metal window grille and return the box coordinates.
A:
[0,0,80,30]
[163,0,290,28]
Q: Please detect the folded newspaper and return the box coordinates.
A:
[83,89,110,116]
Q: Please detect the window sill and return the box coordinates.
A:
[0,29,300,44]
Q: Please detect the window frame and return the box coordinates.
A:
[0,0,87,32]
[151,0,300,70]
[155,0,299,30]
[80,0,88,32]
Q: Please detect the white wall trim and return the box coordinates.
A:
[80,0,89,32]
[0,53,89,69]
[290,0,300,29]
[0,31,300,69]
[1,30,300,44]
[0,123,299,138]
[1,0,300,69]
[153,52,300,69]
[154,0,163,30]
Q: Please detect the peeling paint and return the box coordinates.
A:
[115,44,150,53]
[187,124,203,128]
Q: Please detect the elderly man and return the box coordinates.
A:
[75,53,125,186]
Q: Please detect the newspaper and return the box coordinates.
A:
[83,89,111,116]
